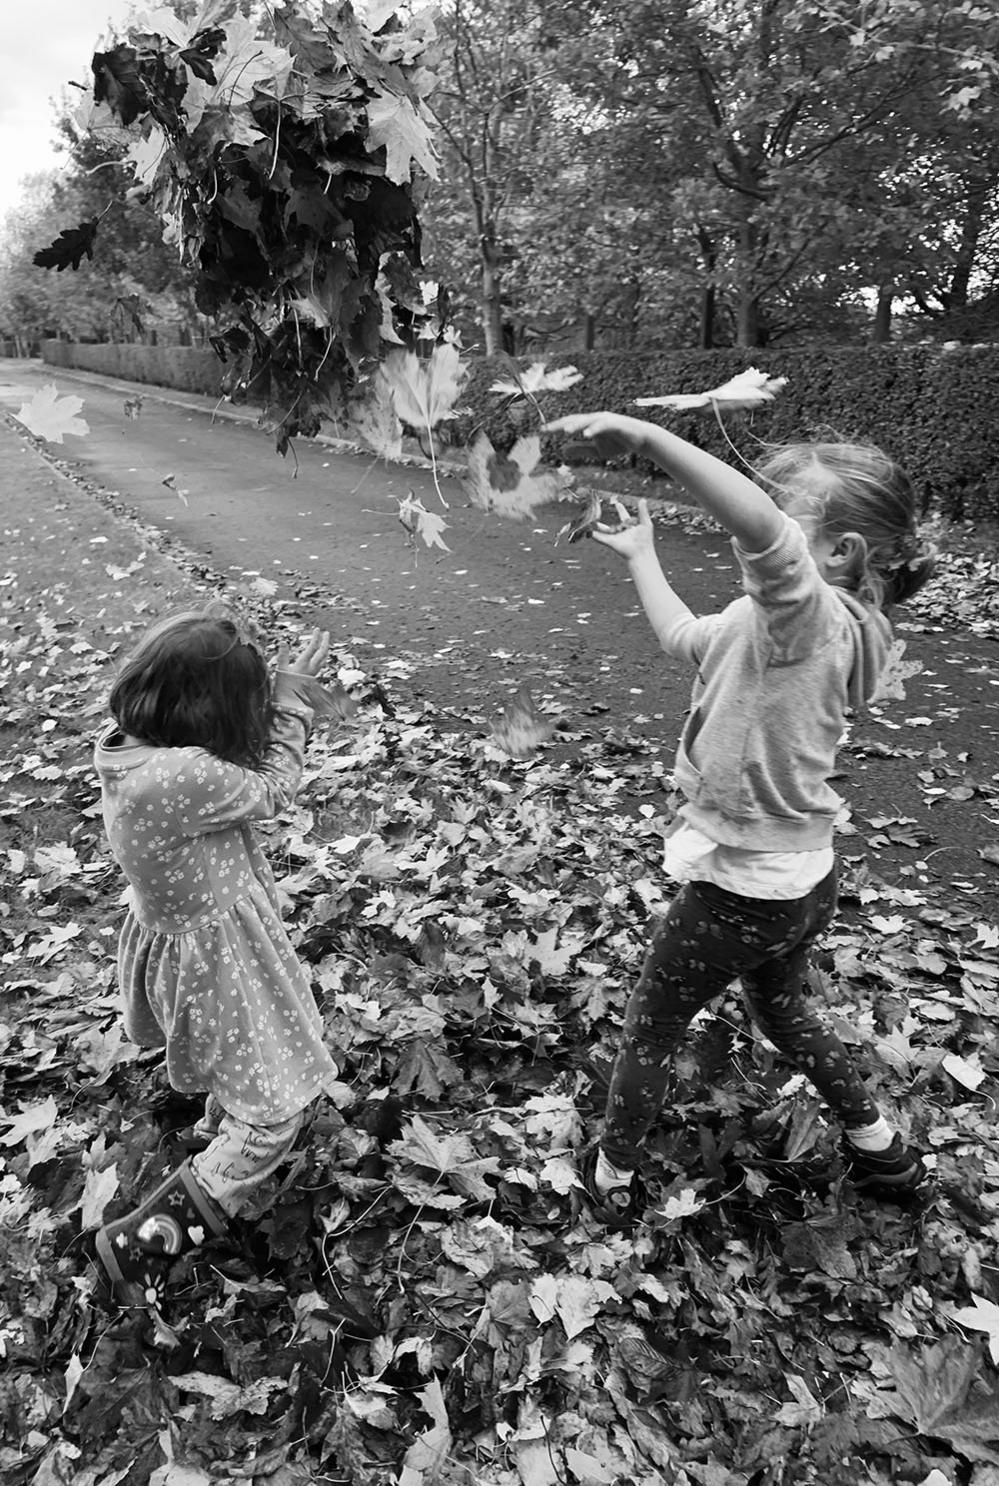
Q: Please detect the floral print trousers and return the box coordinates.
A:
[600,869,881,1168]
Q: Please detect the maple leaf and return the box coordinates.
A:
[32,219,99,272]
[948,1294,999,1363]
[871,639,923,704]
[211,18,295,106]
[635,367,787,411]
[874,1339,979,1434]
[352,365,403,459]
[398,492,450,551]
[384,344,466,434]
[172,1372,287,1419]
[366,88,439,183]
[398,1377,451,1486]
[466,431,571,520]
[78,1162,120,1231]
[389,1114,501,1201]
[489,685,554,758]
[489,360,583,397]
[0,1096,59,1148]
[529,1273,617,1339]
[15,385,90,444]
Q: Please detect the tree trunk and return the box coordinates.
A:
[478,213,504,355]
[735,291,762,348]
[872,285,893,343]
[697,227,717,348]
[948,170,994,310]
[583,312,595,351]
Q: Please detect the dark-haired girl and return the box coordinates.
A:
[93,607,341,1302]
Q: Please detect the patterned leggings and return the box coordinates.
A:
[600,868,880,1169]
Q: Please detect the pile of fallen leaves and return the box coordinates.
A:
[2,452,999,1486]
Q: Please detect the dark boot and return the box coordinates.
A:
[96,1160,228,1304]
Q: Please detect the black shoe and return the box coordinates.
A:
[96,1161,229,1305]
[843,1134,926,1200]
[579,1147,643,1228]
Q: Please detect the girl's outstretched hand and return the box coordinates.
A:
[592,498,656,561]
[543,411,648,459]
[282,628,331,678]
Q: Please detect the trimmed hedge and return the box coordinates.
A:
[42,340,224,397]
[452,347,999,523]
[42,340,999,520]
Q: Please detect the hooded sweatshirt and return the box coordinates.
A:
[662,512,893,852]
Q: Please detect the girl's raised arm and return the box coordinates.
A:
[545,413,783,552]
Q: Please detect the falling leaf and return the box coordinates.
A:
[398,492,451,551]
[635,367,787,411]
[466,431,571,520]
[15,384,89,443]
[32,219,99,271]
[489,685,554,758]
[384,343,466,435]
[488,361,582,397]
[351,364,403,459]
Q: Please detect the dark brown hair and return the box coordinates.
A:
[110,605,273,765]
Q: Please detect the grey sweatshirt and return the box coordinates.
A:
[663,513,893,851]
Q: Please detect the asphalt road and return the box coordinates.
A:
[0,359,738,730]
[3,357,997,912]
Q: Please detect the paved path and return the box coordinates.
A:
[2,356,997,912]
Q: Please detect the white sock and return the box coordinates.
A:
[594,1150,634,1195]
[845,1116,894,1153]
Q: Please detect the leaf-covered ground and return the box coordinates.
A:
[2,420,999,1486]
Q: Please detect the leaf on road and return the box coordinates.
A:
[15,385,90,443]
[79,1162,120,1231]
[390,1114,500,1202]
[398,1376,451,1485]
[171,1371,286,1419]
[948,1294,999,1364]
[0,1096,59,1147]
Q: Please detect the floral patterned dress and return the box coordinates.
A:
[94,696,339,1126]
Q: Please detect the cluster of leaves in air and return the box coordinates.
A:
[3,462,999,1485]
[34,0,446,453]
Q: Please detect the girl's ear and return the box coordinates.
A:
[828,530,868,574]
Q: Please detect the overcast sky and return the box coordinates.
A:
[0,1,138,220]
